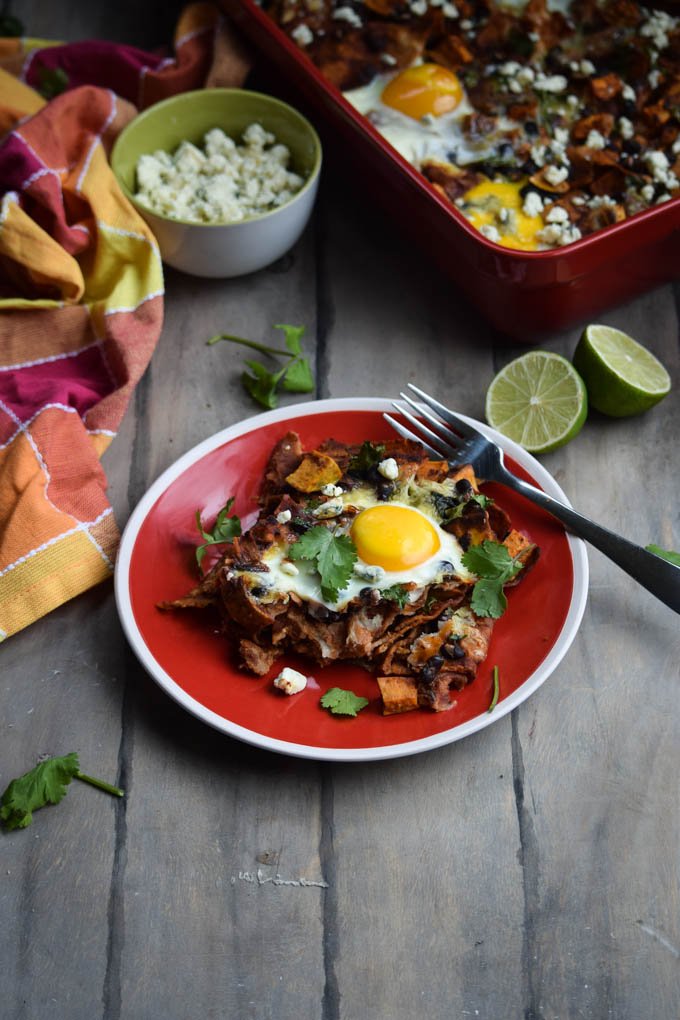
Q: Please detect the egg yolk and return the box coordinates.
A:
[381,63,463,120]
[350,505,440,572]
[461,179,543,251]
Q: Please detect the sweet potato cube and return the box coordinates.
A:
[377,675,419,715]
[285,452,342,493]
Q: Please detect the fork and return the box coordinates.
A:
[386,384,680,615]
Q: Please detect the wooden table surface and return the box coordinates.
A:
[3,4,680,1018]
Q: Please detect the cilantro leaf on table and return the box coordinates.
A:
[282,356,314,393]
[37,67,69,99]
[242,359,286,410]
[0,14,24,35]
[195,497,242,566]
[207,324,314,408]
[276,323,306,356]
[1,753,123,832]
[288,525,357,603]
[645,544,680,567]
[381,583,411,608]
[349,441,386,474]
[462,540,524,618]
[320,688,369,717]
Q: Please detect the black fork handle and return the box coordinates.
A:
[496,462,680,615]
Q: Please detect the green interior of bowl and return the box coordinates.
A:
[111,88,321,207]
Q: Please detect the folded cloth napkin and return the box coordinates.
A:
[0,3,251,641]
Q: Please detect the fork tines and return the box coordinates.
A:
[385,385,469,464]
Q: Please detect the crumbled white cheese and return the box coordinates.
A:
[585,129,606,150]
[410,0,428,14]
[291,22,314,46]
[522,191,544,217]
[480,224,500,242]
[618,116,634,140]
[621,83,636,102]
[580,59,596,75]
[537,222,582,247]
[333,5,362,26]
[279,561,299,576]
[530,143,548,166]
[354,563,385,583]
[134,124,304,224]
[517,66,535,86]
[534,73,568,93]
[645,150,678,189]
[640,9,677,51]
[648,69,661,89]
[641,183,655,202]
[381,52,397,66]
[276,509,292,524]
[321,483,344,497]
[442,1,459,17]
[377,457,399,480]
[312,499,344,518]
[546,205,569,223]
[273,666,308,695]
[543,164,569,186]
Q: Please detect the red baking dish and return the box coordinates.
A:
[220,0,680,342]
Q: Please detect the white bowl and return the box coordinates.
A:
[111,88,322,278]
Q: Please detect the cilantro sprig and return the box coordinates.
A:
[381,583,411,608]
[461,540,524,618]
[195,498,241,567]
[348,441,386,474]
[1,753,123,832]
[645,544,680,567]
[288,525,357,603]
[320,688,369,717]
[487,665,500,713]
[208,324,314,409]
[444,492,493,520]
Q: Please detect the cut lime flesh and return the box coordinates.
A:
[485,350,588,454]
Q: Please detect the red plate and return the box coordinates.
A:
[115,399,588,761]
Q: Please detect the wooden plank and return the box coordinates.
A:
[3,2,680,1017]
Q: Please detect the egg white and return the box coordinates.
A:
[343,69,498,168]
[254,492,474,611]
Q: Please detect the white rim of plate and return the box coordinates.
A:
[114,397,589,762]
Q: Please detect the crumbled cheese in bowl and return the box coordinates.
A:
[134,124,305,224]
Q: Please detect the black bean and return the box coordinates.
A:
[376,480,395,501]
[455,478,473,495]
[443,640,466,660]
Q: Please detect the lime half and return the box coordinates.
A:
[485,350,588,454]
[573,324,671,417]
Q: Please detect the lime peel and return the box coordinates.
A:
[573,324,671,417]
[485,350,588,454]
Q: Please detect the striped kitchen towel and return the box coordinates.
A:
[0,4,251,640]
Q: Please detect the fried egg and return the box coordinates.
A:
[258,486,474,611]
[344,62,498,167]
[459,179,544,250]
[344,62,551,250]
